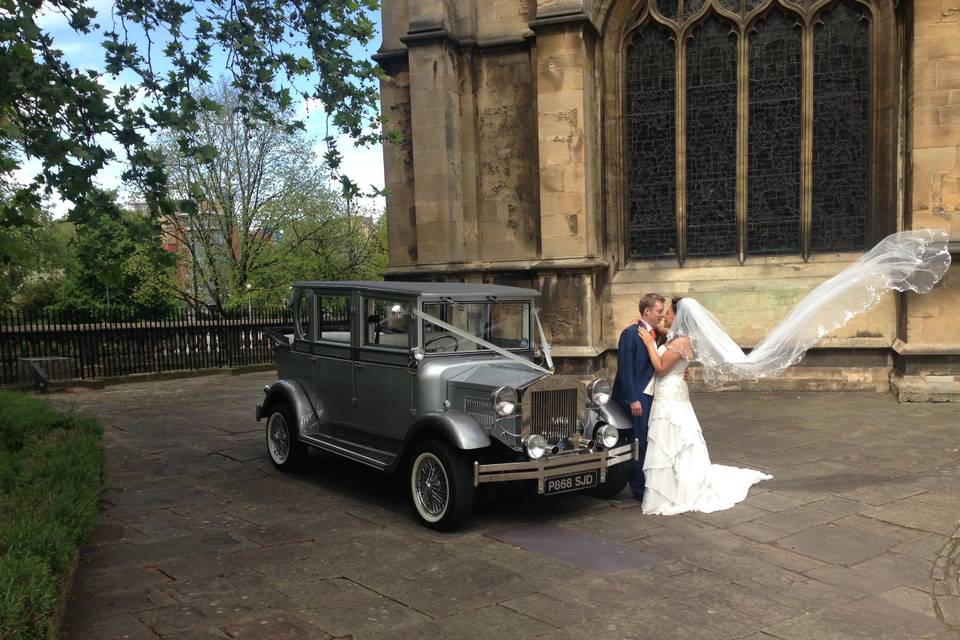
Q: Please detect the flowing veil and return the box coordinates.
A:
[667,229,953,384]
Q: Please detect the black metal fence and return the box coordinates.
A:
[0,307,293,387]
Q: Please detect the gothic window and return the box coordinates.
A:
[748,8,802,255]
[686,16,738,258]
[812,1,870,251]
[627,22,678,259]
[625,0,874,263]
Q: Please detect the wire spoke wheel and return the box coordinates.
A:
[267,413,290,464]
[408,441,473,530]
[412,452,449,521]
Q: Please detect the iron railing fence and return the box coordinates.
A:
[0,307,317,386]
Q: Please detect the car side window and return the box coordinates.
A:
[318,294,351,343]
[294,290,313,341]
[363,297,411,348]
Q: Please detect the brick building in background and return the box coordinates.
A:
[375,0,959,400]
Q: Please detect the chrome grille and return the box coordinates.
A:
[464,397,495,429]
[530,388,579,443]
[465,397,521,448]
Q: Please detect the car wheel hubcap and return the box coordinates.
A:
[267,413,289,463]
[413,453,449,521]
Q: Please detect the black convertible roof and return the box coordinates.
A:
[294,280,540,299]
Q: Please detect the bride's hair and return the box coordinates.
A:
[671,296,684,312]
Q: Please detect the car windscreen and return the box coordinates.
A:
[421,301,531,353]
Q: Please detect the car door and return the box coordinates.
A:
[305,289,357,434]
[349,293,415,456]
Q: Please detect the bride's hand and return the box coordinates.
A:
[638,327,655,345]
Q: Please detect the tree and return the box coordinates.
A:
[160,82,385,313]
[250,202,388,307]
[53,191,178,316]
[1,0,382,230]
[0,203,75,309]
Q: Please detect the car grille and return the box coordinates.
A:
[465,397,521,449]
[522,379,586,445]
[464,397,495,428]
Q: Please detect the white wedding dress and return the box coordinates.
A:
[642,345,772,516]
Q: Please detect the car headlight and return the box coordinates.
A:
[491,386,518,417]
[597,424,619,449]
[588,378,611,406]
[525,434,547,460]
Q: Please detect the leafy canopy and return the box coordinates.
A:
[159,82,387,312]
[1,0,382,228]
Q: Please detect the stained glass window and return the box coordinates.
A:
[748,9,802,255]
[627,23,677,260]
[656,0,678,20]
[686,16,738,258]
[684,0,706,20]
[718,0,740,13]
[718,0,768,19]
[812,1,869,251]
[624,1,872,262]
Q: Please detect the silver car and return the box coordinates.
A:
[256,281,637,530]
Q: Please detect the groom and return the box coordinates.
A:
[612,293,665,501]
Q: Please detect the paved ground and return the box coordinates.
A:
[45,372,960,640]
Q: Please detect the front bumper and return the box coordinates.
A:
[473,439,639,494]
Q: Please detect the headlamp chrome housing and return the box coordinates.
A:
[597,423,619,449]
[588,378,612,406]
[525,434,548,460]
[491,386,518,417]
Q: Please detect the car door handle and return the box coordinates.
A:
[354,362,363,369]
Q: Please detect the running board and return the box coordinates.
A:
[299,434,394,471]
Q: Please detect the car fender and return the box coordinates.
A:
[394,411,492,464]
[257,380,320,438]
[594,401,633,433]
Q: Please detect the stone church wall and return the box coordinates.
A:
[377,0,959,399]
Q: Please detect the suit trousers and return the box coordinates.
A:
[622,394,653,499]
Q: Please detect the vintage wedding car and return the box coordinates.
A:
[255,281,637,530]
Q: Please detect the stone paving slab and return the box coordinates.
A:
[486,523,658,572]
[44,373,960,639]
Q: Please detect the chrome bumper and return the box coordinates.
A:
[473,439,639,494]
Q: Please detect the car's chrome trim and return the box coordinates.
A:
[300,434,390,470]
[473,439,638,494]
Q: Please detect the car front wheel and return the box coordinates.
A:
[409,440,474,531]
[265,403,307,471]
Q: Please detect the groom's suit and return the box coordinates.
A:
[612,321,655,499]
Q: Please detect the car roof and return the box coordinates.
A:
[294,280,540,299]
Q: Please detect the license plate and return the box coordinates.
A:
[544,470,599,495]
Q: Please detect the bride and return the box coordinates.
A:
[632,229,952,515]
[637,299,771,515]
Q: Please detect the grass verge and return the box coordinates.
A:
[0,390,103,640]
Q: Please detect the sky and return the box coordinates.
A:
[23,1,387,217]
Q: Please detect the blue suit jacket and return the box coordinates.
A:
[612,323,655,406]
